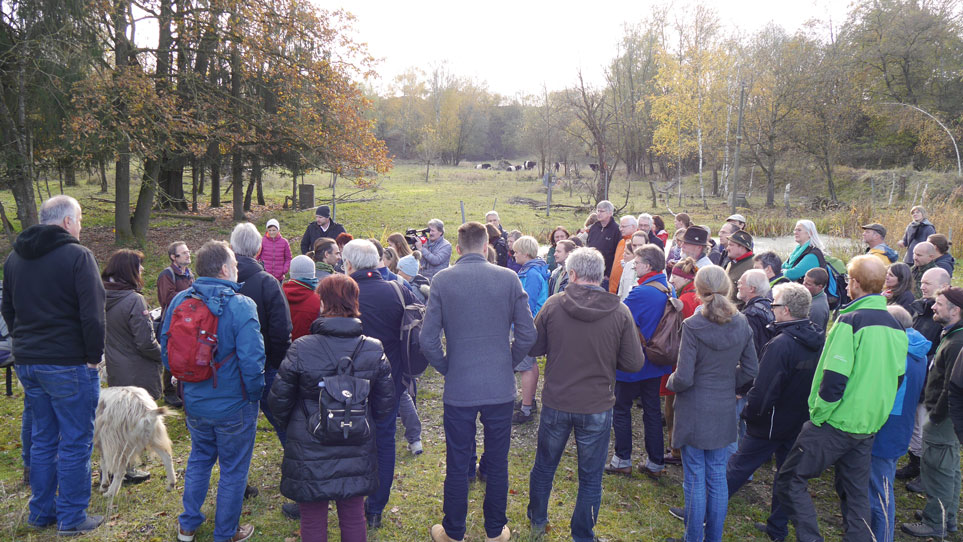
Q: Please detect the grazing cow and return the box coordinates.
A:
[482,163,491,169]
[524,160,536,170]
[515,164,523,171]
[589,163,600,172]
[94,386,177,498]
[475,164,484,169]
[554,162,560,173]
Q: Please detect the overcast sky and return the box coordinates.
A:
[315,0,850,98]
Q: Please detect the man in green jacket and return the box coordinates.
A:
[775,255,907,542]
[901,286,963,538]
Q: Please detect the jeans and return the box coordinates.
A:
[299,496,366,542]
[774,421,874,542]
[180,401,258,541]
[868,455,897,542]
[441,401,513,540]
[612,378,664,468]
[681,445,729,542]
[727,434,793,540]
[527,406,612,542]
[399,388,422,444]
[365,398,400,517]
[259,367,286,446]
[727,396,749,459]
[17,363,99,530]
[920,416,961,529]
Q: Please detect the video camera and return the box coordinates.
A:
[404,228,429,250]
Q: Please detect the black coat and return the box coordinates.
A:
[742,319,824,441]
[912,297,943,359]
[1,225,105,365]
[492,237,509,268]
[237,255,292,369]
[888,289,916,315]
[268,317,394,502]
[587,220,621,278]
[300,221,347,255]
[901,220,936,265]
[351,269,417,398]
[742,295,775,363]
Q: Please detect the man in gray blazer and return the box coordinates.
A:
[422,221,537,542]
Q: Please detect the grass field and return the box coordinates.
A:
[0,161,958,540]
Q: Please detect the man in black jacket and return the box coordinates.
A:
[586,200,620,288]
[737,269,775,358]
[2,196,107,536]
[300,205,346,255]
[729,283,823,542]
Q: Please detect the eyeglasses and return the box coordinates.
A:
[771,303,786,308]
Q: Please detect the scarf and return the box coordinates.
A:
[291,277,319,291]
[637,270,662,286]
[785,240,811,268]
[315,261,335,275]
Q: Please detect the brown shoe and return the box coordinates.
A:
[604,464,632,476]
[177,524,196,542]
[639,465,665,480]
[431,523,464,542]
[486,524,511,542]
[228,524,254,542]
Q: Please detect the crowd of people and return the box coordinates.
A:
[3,194,962,542]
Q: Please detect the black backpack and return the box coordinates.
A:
[301,338,372,446]
[390,281,429,380]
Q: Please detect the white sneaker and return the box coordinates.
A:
[407,441,423,455]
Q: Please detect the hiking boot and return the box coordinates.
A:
[177,524,196,542]
[124,467,151,484]
[366,513,382,529]
[408,440,424,455]
[604,464,632,476]
[430,523,464,542]
[895,453,921,479]
[901,521,947,538]
[905,476,925,493]
[243,484,259,500]
[227,524,254,542]
[281,502,300,520]
[58,515,104,537]
[512,409,534,425]
[911,511,957,532]
[668,506,684,521]
[486,524,511,542]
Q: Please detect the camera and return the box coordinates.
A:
[404,228,429,249]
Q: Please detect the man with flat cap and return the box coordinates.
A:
[727,213,747,230]
[680,226,713,269]
[862,223,898,266]
[300,205,346,255]
[726,230,755,308]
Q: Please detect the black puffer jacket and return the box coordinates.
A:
[237,255,292,369]
[742,295,775,362]
[912,297,942,358]
[268,317,394,502]
[742,319,824,441]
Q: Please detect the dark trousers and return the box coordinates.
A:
[299,496,366,542]
[727,433,793,540]
[442,401,513,540]
[365,398,400,516]
[774,421,874,542]
[612,378,664,466]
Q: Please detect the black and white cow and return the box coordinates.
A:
[475,163,492,169]
[523,160,536,170]
[589,163,600,172]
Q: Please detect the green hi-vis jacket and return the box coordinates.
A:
[808,294,908,435]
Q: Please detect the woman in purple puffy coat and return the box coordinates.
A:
[261,218,292,282]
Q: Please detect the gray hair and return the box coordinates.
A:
[795,220,825,251]
[754,251,783,275]
[428,218,444,234]
[596,200,614,213]
[566,247,605,284]
[485,210,499,220]
[637,212,652,225]
[195,240,233,278]
[342,239,380,270]
[230,222,262,257]
[620,215,638,227]
[39,195,81,225]
[773,282,811,320]
[743,269,771,296]
[887,305,913,328]
[634,244,665,272]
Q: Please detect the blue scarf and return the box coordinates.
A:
[291,277,319,291]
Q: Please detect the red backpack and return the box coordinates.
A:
[167,295,232,387]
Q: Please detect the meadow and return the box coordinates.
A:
[0,161,959,540]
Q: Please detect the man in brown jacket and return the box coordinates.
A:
[526,247,644,542]
[156,240,193,407]
[725,230,755,309]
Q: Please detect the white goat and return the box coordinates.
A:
[93,386,177,497]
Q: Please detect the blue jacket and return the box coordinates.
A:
[518,258,550,316]
[161,277,265,419]
[619,272,674,382]
[872,327,931,459]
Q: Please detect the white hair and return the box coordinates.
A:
[773,282,811,320]
[486,211,499,220]
[39,195,81,225]
[743,269,771,296]
[637,213,653,225]
[795,220,825,252]
[230,223,262,257]
[342,239,380,270]
[596,200,614,213]
[566,247,605,284]
[620,215,638,227]
[428,218,445,234]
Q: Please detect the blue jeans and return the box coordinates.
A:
[682,445,729,542]
[441,401,513,540]
[613,378,663,467]
[527,406,612,542]
[259,367,286,446]
[17,363,99,530]
[180,401,258,541]
[399,388,422,444]
[726,434,792,540]
[727,396,749,459]
[869,455,897,542]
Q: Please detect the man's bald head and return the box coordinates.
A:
[921,267,951,299]
[913,242,938,267]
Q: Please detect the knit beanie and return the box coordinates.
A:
[290,255,315,280]
[397,254,420,277]
[266,218,280,231]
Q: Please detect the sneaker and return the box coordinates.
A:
[243,484,259,500]
[408,440,424,455]
[485,524,511,542]
[281,502,300,520]
[901,521,947,538]
[57,515,104,537]
[227,524,254,542]
[430,523,464,542]
[911,511,957,532]
[668,506,684,521]
[512,409,534,425]
[604,464,632,476]
[124,467,151,484]
[905,476,925,493]
[177,524,196,542]
[366,513,382,530]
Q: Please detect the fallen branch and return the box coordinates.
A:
[156,213,217,222]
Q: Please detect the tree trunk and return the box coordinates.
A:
[64,164,76,186]
[232,152,244,221]
[712,167,719,196]
[132,158,160,241]
[210,159,220,207]
[98,159,108,193]
[112,0,134,242]
[191,158,198,212]
[254,157,264,205]
[243,161,255,211]
[824,156,837,202]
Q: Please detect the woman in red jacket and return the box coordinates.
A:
[661,257,701,464]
